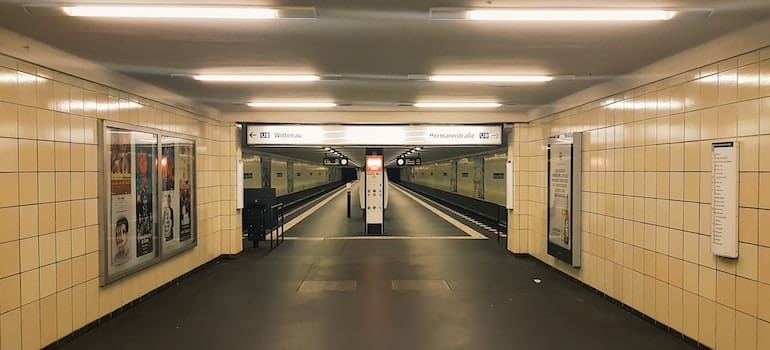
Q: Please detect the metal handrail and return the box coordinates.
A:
[269,203,285,250]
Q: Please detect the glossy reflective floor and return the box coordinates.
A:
[61,240,694,349]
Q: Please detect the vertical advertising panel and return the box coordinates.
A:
[547,133,582,267]
[161,136,197,258]
[102,124,197,285]
[105,127,160,281]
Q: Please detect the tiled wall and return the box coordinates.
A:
[0,54,241,349]
[509,46,770,349]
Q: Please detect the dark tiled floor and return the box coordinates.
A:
[61,238,694,350]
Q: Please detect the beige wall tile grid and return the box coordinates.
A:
[0,55,242,350]
[508,47,770,350]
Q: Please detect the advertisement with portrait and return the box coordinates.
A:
[105,128,159,280]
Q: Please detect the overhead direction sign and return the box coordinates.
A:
[245,124,502,146]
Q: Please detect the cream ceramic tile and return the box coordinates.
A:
[1,308,22,350]
[741,173,759,208]
[39,263,56,298]
[72,282,86,330]
[700,296,717,348]
[701,107,718,140]
[759,210,770,249]
[21,300,41,350]
[715,303,736,350]
[17,174,38,208]
[761,97,770,134]
[682,291,699,339]
[669,285,684,332]
[19,237,38,272]
[759,320,770,350]
[759,173,770,209]
[0,240,20,278]
[716,270,736,308]
[19,106,37,140]
[37,140,54,172]
[0,173,18,208]
[53,112,70,142]
[71,255,85,285]
[700,266,717,300]
[37,203,54,235]
[684,261,699,292]
[0,137,18,172]
[84,172,97,198]
[736,311,758,350]
[70,200,84,229]
[738,99,760,136]
[84,144,97,172]
[683,201,700,233]
[54,141,70,171]
[38,233,55,267]
[737,242,759,280]
[683,173,700,202]
[740,208,759,244]
[0,206,19,243]
[0,274,20,313]
[736,277,758,317]
[70,172,84,201]
[55,201,70,232]
[39,294,57,347]
[85,225,98,253]
[85,279,98,323]
[56,259,71,291]
[36,109,54,141]
[699,172,713,204]
[18,139,37,172]
[759,282,770,321]
[56,288,73,338]
[760,246,770,284]
[20,269,39,306]
[37,172,54,203]
[55,230,71,262]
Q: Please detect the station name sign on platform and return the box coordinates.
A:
[245,124,503,146]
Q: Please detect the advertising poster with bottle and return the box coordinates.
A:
[548,143,572,250]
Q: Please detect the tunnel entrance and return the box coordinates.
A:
[238,123,511,241]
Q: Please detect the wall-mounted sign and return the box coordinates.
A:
[711,141,739,258]
[547,133,582,267]
[245,124,502,146]
[323,157,350,166]
[492,172,504,179]
[396,157,422,166]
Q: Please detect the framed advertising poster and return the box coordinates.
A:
[102,125,160,284]
[160,135,197,259]
[100,122,197,285]
[546,132,582,267]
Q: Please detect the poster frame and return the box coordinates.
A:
[99,121,197,285]
[546,132,582,267]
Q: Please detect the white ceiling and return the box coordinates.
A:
[1,0,769,115]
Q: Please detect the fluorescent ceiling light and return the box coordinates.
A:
[413,102,501,108]
[247,102,337,108]
[193,74,320,82]
[466,9,676,21]
[429,75,552,83]
[62,6,278,19]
